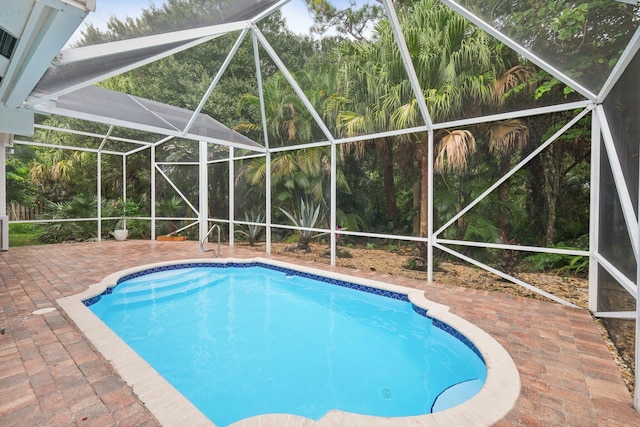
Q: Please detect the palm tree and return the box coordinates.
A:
[331,38,407,222]
[377,0,500,256]
[330,0,538,262]
[488,119,529,238]
[237,72,319,148]
[235,69,350,217]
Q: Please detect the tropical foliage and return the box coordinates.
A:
[5,0,594,275]
[235,212,265,246]
[279,199,325,252]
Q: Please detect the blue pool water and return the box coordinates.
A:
[87,263,486,426]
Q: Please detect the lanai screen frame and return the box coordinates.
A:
[1,0,640,410]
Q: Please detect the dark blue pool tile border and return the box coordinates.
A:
[410,305,484,362]
[432,318,485,362]
[84,261,484,361]
[277,268,409,302]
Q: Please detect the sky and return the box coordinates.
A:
[67,0,376,46]
[67,0,317,45]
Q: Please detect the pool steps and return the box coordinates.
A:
[106,269,226,305]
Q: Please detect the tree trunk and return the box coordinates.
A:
[498,154,511,238]
[297,235,311,252]
[542,147,561,246]
[379,138,397,221]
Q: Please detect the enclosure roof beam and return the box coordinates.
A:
[434,106,592,237]
[29,86,265,153]
[596,105,640,260]
[13,138,122,156]
[441,0,597,102]
[597,25,640,102]
[34,123,153,146]
[381,0,433,129]
[183,29,250,135]
[433,100,593,130]
[252,25,337,144]
[56,21,250,65]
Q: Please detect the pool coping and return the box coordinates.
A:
[57,257,520,427]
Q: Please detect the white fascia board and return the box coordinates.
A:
[57,21,251,65]
[58,0,95,11]
[1,1,89,108]
[441,0,598,102]
[0,107,34,135]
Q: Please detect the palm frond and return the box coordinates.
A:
[488,119,530,156]
[434,129,477,174]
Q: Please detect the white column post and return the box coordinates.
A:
[588,108,601,313]
[199,141,208,242]
[427,130,434,281]
[229,147,235,247]
[636,125,640,412]
[97,151,102,241]
[330,141,337,266]
[151,145,156,240]
[0,134,10,250]
[266,151,271,254]
[122,154,127,229]
[253,29,271,254]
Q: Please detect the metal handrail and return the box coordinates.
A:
[200,223,221,257]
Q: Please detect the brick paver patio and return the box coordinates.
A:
[1,240,638,426]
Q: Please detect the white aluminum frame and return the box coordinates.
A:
[2,0,640,410]
[440,0,597,101]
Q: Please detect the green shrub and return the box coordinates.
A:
[235,212,264,246]
[524,237,589,275]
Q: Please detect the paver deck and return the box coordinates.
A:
[1,240,638,426]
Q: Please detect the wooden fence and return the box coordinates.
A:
[7,201,45,221]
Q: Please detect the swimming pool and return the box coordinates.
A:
[59,258,520,426]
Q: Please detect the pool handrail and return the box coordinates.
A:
[200,223,220,257]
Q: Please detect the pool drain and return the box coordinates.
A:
[380,387,393,400]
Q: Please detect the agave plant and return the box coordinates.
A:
[278,199,324,252]
[235,212,264,246]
